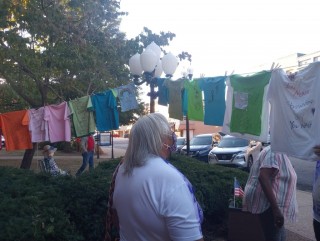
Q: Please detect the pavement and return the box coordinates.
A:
[0,146,317,241]
[286,190,316,241]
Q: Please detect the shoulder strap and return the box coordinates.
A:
[104,160,122,241]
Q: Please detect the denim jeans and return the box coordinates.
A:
[314,219,320,241]
[259,207,286,241]
[76,151,94,176]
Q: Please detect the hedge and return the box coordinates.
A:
[0,154,248,241]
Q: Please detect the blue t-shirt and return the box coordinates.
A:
[90,90,119,131]
[198,76,226,126]
[156,78,168,106]
[115,82,139,112]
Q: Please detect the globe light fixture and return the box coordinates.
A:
[128,42,179,113]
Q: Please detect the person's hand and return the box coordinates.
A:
[314,145,320,157]
[272,206,284,228]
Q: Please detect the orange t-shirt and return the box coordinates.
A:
[0,110,32,151]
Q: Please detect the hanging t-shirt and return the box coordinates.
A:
[198,76,226,126]
[0,110,32,151]
[227,71,271,137]
[44,102,72,143]
[115,82,139,112]
[165,79,185,120]
[267,62,320,160]
[222,72,271,142]
[183,80,204,121]
[68,96,96,138]
[222,77,269,142]
[27,107,49,142]
[90,90,119,131]
[156,78,168,106]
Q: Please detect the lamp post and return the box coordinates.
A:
[129,42,179,113]
[184,66,194,155]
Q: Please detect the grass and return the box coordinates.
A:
[0,149,109,176]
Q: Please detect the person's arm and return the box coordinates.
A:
[258,167,284,228]
[314,145,320,157]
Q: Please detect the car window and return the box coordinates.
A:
[190,136,212,145]
[176,138,185,145]
[218,137,249,147]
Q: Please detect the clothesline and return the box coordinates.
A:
[1,61,319,157]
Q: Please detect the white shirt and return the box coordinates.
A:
[267,62,320,160]
[113,156,203,241]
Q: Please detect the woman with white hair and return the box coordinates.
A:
[110,113,204,241]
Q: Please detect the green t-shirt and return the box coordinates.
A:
[165,79,185,120]
[229,71,271,135]
[68,96,96,137]
[184,80,204,121]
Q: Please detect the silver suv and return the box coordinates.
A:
[208,135,262,171]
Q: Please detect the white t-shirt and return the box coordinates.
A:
[113,156,203,241]
[267,62,320,160]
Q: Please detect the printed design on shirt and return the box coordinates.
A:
[234,91,248,110]
[285,81,315,130]
[207,85,220,103]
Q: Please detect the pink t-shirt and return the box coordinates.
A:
[44,102,71,142]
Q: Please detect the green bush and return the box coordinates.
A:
[170,154,248,231]
[0,155,248,240]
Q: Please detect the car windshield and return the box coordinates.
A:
[176,138,185,145]
[190,136,212,145]
[218,137,249,148]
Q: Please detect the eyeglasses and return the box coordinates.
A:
[163,132,177,152]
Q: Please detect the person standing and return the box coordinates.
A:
[313,145,320,241]
[242,145,298,241]
[108,113,204,241]
[76,134,95,176]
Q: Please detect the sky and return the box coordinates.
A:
[119,0,320,78]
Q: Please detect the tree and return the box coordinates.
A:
[0,0,191,169]
[0,0,134,168]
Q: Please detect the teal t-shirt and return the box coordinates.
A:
[90,90,119,131]
[198,76,226,126]
[156,78,168,106]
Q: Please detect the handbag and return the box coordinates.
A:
[104,161,122,241]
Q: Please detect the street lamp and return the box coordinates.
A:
[129,42,179,113]
[184,66,194,155]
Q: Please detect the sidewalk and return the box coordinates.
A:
[286,190,316,241]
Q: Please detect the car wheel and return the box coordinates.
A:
[247,155,253,171]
